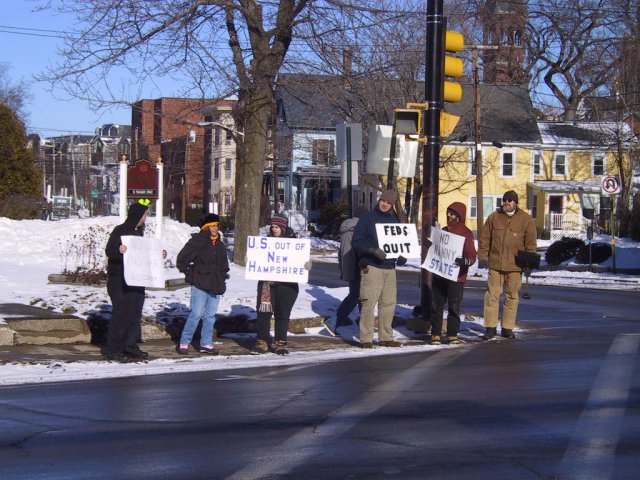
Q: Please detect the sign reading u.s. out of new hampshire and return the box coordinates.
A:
[421,227,464,281]
[374,223,421,259]
[121,236,166,288]
[245,236,311,283]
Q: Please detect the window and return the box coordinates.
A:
[469,148,478,176]
[533,152,542,176]
[553,152,567,176]
[224,158,232,179]
[530,194,537,218]
[312,139,335,165]
[592,153,605,176]
[224,194,231,214]
[501,150,515,177]
[225,129,233,145]
[470,195,502,220]
[213,157,220,179]
[214,128,220,146]
[277,179,286,205]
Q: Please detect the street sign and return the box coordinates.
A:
[601,175,621,196]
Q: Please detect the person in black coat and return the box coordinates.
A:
[252,213,301,355]
[104,201,150,362]
[176,213,230,355]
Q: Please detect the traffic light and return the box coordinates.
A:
[394,108,422,136]
[443,30,464,103]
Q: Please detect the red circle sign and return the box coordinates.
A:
[601,176,621,195]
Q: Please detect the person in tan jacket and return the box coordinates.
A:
[478,190,537,340]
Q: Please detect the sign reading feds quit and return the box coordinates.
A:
[245,236,311,283]
[374,223,421,259]
[421,227,464,282]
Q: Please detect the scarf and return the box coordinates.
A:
[259,281,273,312]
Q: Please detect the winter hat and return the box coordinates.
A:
[379,189,398,204]
[199,213,221,229]
[502,190,519,204]
[127,202,148,222]
[270,213,288,229]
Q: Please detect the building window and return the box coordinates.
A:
[214,128,220,146]
[224,194,231,214]
[533,152,542,176]
[470,195,502,220]
[277,179,286,205]
[469,148,477,176]
[592,153,605,176]
[501,150,515,177]
[312,139,335,165]
[213,157,220,179]
[225,158,232,179]
[530,194,537,218]
[553,152,567,176]
[225,129,233,145]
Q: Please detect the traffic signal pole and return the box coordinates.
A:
[420,0,445,313]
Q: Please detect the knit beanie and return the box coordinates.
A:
[199,213,221,229]
[127,202,148,222]
[270,213,288,229]
[502,190,519,204]
[379,189,398,204]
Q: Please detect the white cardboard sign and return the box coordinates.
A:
[421,227,464,281]
[245,236,311,283]
[375,223,421,259]
[122,236,165,288]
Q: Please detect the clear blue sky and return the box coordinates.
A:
[1,1,142,137]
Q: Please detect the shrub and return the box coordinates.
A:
[545,237,585,265]
[575,242,612,264]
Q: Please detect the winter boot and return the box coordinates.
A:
[447,336,461,345]
[274,340,289,355]
[482,327,497,340]
[501,328,516,339]
[430,335,442,345]
[250,339,269,355]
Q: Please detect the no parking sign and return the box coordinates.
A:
[601,175,622,196]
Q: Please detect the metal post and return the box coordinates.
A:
[420,0,445,314]
[156,158,164,239]
[346,125,353,217]
[473,49,484,244]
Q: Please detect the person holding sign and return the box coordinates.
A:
[478,190,537,340]
[428,202,477,345]
[252,213,304,355]
[176,214,230,355]
[104,201,150,362]
[352,190,406,348]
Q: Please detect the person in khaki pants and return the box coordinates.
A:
[478,190,537,340]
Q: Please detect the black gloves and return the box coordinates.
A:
[366,247,387,262]
[478,259,489,269]
[424,238,433,249]
[396,255,407,267]
[454,257,473,267]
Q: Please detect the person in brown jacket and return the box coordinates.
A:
[478,190,537,340]
[429,202,477,345]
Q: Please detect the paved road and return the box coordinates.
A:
[1,279,638,479]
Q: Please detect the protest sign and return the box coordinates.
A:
[245,236,311,283]
[421,227,464,281]
[122,236,165,288]
[375,223,421,259]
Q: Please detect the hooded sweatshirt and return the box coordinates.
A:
[444,202,477,282]
[105,203,148,278]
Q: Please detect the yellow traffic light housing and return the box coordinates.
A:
[443,30,464,103]
[394,108,422,136]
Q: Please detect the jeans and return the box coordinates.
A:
[336,276,361,325]
[180,285,221,346]
[430,275,464,337]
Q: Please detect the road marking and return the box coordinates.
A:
[558,334,639,480]
[226,348,467,480]
[214,363,317,381]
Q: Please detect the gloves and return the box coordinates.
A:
[424,238,433,249]
[303,261,312,271]
[478,259,489,269]
[454,257,473,267]
[396,255,407,267]
[366,247,387,262]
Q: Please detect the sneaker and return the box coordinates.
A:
[198,344,220,355]
[123,345,149,359]
[482,327,497,340]
[430,335,441,345]
[323,316,338,336]
[447,336,461,344]
[379,340,401,347]
[501,328,516,339]
[176,343,189,355]
[274,340,289,355]
[360,342,373,349]
[250,339,269,355]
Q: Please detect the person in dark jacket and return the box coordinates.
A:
[429,202,477,345]
[252,213,301,355]
[104,201,150,362]
[323,205,368,336]
[352,190,407,349]
[176,213,230,355]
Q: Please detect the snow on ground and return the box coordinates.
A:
[0,215,639,386]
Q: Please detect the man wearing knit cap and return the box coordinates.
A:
[352,190,406,348]
[478,189,537,340]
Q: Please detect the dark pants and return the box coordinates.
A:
[256,283,299,342]
[336,276,361,326]
[107,275,145,353]
[430,275,464,337]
